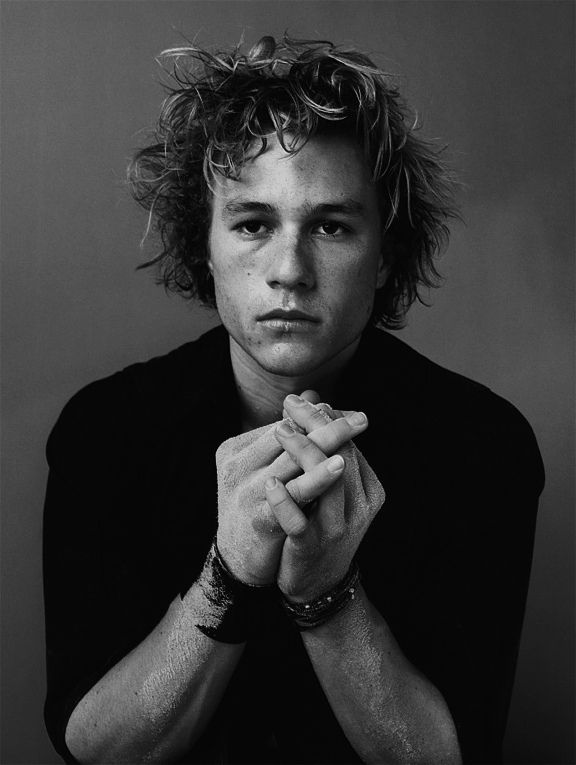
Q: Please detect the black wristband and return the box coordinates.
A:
[281,561,360,631]
[195,538,275,644]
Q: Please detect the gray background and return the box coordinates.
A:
[1,1,574,763]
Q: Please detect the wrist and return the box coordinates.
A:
[195,538,275,643]
[215,532,278,587]
[281,560,360,631]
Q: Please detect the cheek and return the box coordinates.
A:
[211,238,256,282]
[212,258,258,319]
[338,260,380,319]
[337,258,379,297]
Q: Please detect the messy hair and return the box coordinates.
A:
[128,35,458,329]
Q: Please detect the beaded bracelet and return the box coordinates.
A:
[281,561,360,631]
[195,538,275,644]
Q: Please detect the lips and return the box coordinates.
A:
[257,309,319,322]
[257,309,320,335]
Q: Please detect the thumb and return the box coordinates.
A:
[299,389,322,405]
[300,391,353,421]
[282,389,322,429]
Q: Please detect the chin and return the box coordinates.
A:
[258,345,327,378]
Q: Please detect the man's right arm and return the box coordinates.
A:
[46,389,365,763]
[64,578,244,763]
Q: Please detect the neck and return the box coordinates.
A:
[229,338,360,432]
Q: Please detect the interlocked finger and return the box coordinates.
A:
[265,453,345,535]
[283,394,334,432]
[285,453,345,506]
[265,477,308,537]
[267,411,369,485]
[309,413,367,451]
[283,394,359,434]
[274,421,331,472]
[282,404,334,427]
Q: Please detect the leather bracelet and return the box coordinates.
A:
[281,561,360,631]
[196,538,275,644]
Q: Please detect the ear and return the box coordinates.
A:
[206,249,214,275]
[376,251,388,289]
[376,231,396,289]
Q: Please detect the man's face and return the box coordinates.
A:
[207,132,387,378]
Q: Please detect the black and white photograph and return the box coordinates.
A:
[1,2,574,763]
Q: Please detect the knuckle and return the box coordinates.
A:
[333,417,353,441]
[311,407,331,426]
[285,516,308,537]
[313,419,350,454]
[218,456,240,486]
[275,492,295,511]
[316,402,335,420]
[340,441,355,459]
[299,437,320,459]
[286,482,304,505]
[269,452,298,479]
[215,441,231,464]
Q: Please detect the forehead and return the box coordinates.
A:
[211,133,378,211]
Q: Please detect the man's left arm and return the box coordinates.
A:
[270,393,544,764]
[300,585,461,765]
[267,396,462,764]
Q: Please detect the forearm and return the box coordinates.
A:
[302,586,462,765]
[65,580,244,763]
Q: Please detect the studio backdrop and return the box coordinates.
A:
[1,2,574,763]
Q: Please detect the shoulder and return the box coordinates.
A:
[360,328,545,495]
[364,326,536,428]
[46,324,228,466]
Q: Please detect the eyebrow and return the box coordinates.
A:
[222,201,276,218]
[221,199,367,219]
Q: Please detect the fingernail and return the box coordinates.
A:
[277,420,295,437]
[327,455,345,473]
[285,394,306,406]
[347,411,367,428]
[265,476,278,490]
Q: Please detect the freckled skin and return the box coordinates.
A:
[208,134,388,380]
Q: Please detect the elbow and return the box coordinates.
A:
[414,703,462,765]
[376,688,462,765]
[408,678,463,765]
[64,701,195,764]
[411,710,462,765]
[64,704,130,765]
[361,713,461,765]
[381,735,461,765]
[418,739,462,765]
[64,709,106,764]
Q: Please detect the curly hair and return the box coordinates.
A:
[128,35,458,329]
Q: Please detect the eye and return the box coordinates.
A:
[316,221,348,237]
[235,220,270,236]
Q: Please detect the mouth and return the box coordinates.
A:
[257,309,320,333]
[258,309,319,322]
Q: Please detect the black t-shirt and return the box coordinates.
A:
[43,325,544,763]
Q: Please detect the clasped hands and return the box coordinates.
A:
[215,392,385,603]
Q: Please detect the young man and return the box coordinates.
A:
[43,37,544,764]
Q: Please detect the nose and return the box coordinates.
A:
[265,231,315,292]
